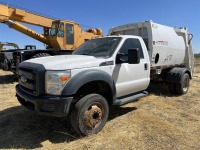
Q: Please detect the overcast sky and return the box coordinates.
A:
[0,0,200,53]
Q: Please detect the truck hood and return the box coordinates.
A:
[25,55,106,70]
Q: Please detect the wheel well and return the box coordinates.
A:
[185,70,192,79]
[165,67,192,83]
[73,81,113,106]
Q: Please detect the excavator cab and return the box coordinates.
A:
[49,20,103,50]
[49,20,75,50]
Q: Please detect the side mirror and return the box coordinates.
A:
[128,48,140,64]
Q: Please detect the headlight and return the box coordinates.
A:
[45,70,71,95]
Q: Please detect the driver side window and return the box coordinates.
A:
[119,38,144,59]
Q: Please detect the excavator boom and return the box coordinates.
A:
[0,3,103,50]
[5,20,50,45]
[0,3,54,28]
[0,3,103,73]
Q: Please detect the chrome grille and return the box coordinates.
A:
[18,67,37,95]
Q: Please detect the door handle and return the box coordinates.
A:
[144,63,148,70]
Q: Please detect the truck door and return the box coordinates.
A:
[114,38,150,97]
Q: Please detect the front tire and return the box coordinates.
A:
[70,94,109,136]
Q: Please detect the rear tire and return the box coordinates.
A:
[70,94,109,136]
[175,73,190,94]
[31,53,50,59]
[2,59,10,71]
[168,83,176,94]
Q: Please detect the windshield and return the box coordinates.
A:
[72,37,121,58]
[50,22,59,36]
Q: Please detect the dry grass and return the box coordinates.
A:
[0,59,200,149]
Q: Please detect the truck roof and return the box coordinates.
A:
[103,35,142,39]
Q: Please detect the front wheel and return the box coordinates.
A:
[70,94,109,136]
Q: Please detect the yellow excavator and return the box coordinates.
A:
[0,42,19,50]
[0,3,102,50]
[0,3,103,73]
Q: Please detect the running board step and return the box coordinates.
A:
[114,91,148,106]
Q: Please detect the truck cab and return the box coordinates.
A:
[16,35,150,135]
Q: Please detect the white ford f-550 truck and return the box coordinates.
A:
[16,21,194,135]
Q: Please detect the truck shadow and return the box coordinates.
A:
[147,82,176,97]
[0,73,17,84]
[0,105,136,149]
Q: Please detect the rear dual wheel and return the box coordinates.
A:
[70,94,109,136]
[176,73,190,94]
[168,73,190,94]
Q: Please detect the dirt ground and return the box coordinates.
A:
[0,58,200,150]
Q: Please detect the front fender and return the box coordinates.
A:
[61,69,116,99]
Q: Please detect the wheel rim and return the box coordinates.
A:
[183,76,189,92]
[80,102,104,132]
[3,59,9,71]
